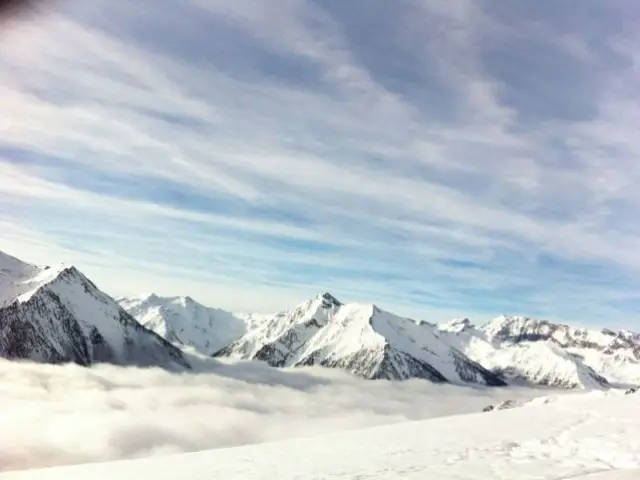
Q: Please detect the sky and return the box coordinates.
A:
[1,0,640,326]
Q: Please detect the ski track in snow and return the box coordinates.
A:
[3,393,640,480]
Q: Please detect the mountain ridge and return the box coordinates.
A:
[4,249,640,389]
[0,251,190,370]
[120,292,640,389]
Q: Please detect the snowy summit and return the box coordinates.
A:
[0,251,188,369]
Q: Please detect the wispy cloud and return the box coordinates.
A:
[1,0,640,325]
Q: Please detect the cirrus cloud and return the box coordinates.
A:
[1,0,640,326]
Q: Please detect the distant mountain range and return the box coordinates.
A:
[120,291,640,389]
[2,249,640,389]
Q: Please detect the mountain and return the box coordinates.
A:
[0,251,189,369]
[120,292,504,385]
[439,316,635,389]
[218,293,505,385]
[216,293,507,385]
[480,315,640,387]
[117,294,247,355]
[121,292,640,389]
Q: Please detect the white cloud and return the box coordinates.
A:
[0,357,539,472]
[1,0,640,323]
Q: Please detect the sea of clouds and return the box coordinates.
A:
[0,355,544,472]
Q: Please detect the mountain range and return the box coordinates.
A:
[2,249,640,389]
[120,291,640,389]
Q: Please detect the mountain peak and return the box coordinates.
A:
[316,291,342,308]
[439,317,475,333]
[0,252,189,370]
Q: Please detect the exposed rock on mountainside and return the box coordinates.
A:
[123,291,505,385]
[118,293,246,355]
[439,317,613,389]
[124,294,640,389]
[0,251,189,369]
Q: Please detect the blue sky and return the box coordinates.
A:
[1,0,640,326]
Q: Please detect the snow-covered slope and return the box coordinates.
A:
[481,316,640,387]
[120,291,640,389]
[439,318,611,389]
[481,341,610,389]
[0,251,189,369]
[117,294,247,355]
[214,293,505,385]
[6,390,640,479]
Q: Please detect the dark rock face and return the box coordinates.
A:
[216,323,490,383]
[450,350,506,387]
[214,306,508,386]
[625,387,639,395]
[0,268,189,371]
[371,345,448,382]
[0,291,91,365]
[483,400,517,413]
[319,292,342,309]
[491,363,610,390]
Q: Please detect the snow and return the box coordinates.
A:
[4,389,640,479]
[476,316,640,387]
[0,250,187,369]
[439,318,631,389]
[117,294,248,354]
[0,251,61,307]
[4,251,640,478]
[371,308,488,383]
[574,348,640,387]
[481,341,609,389]
[210,295,502,384]
[121,292,640,389]
[0,356,546,473]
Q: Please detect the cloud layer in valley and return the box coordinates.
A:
[0,357,535,472]
[1,1,640,325]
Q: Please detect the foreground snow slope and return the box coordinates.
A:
[5,391,639,480]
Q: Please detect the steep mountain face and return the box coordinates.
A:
[0,251,189,369]
[481,316,640,386]
[439,316,640,389]
[117,294,248,355]
[480,342,610,389]
[483,315,640,356]
[118,289,640,389]
[213,293,506,385]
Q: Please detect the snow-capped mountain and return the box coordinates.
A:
[0,251,189,369]
[480,316,640,386]
[438,316,640,389]
[483,315,640,356]
[217,293,505,385]
[117,294,247,355]
[121,292,504,385]
[120,292,640,389]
